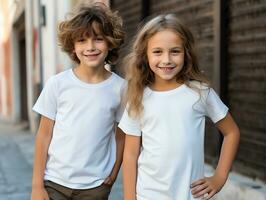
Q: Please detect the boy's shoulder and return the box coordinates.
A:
[112,72,125,80]
[108,72,127,96]
[52,68,71,80]
[45,69,71,85]
[110,72,126,86]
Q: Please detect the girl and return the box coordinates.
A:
[119,14,240,200]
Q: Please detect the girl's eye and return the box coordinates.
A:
[171,49,182,54]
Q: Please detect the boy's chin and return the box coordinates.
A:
[79,61,105,69]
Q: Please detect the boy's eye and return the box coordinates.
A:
[95,37,104,41]
[152,50,162,54]
[77,38,85,42]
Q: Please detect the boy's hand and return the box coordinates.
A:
[190,175,226,200]
[104,176,114,186]
[31,186,49,200]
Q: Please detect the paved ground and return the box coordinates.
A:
[1,122,265,200]
[0,122,123,200]
[0,123,33,200]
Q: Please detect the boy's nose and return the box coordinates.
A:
[85,39,96,51]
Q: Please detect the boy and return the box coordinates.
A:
[30,2,125,200]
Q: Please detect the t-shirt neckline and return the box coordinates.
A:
[146,84,186,95]
[69,68,115,88]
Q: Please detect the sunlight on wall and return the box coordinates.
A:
[0,0,16,116]
[72,0,110,7]
[0,1,6,115]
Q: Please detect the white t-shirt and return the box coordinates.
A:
[33,69,126,189]
[118,82,228,200]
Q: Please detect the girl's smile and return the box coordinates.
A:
[157,63,177,72]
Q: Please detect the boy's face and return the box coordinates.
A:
[74,34,108,69]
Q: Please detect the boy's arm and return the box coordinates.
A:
[191,113,240,200]
[123,134,141,200]
[31,116,54,200]
[104,125,125,185]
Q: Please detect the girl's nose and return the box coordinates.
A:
[162,53,171,64]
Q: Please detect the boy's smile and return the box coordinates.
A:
[82,50,101,60]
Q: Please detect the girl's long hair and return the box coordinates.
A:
[124,14,209,117]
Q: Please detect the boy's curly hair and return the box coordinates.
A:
[58,2,124,64]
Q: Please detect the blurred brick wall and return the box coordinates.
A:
[111,0,142,73]
[227,0,266,180]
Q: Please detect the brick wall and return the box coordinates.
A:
[227,0,266,180]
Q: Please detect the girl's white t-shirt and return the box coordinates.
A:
[118,82,228,200]
[33,69,126,189]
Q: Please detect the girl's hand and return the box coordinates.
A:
[190,175,226,200]
[31,186,49,200]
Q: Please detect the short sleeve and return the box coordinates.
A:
[204,88,228,123]
[115,81,127,122]
[32,76,58,120]
[118,107,142,136]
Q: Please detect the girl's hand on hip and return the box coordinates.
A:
[190,175,226,200]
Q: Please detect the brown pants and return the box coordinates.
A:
[44,180,112,200]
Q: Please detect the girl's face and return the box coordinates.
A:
[147,29,185,87]
[74,34,108,69]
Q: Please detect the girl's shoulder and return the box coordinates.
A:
[187,80,210,91]
[185,80,213,101]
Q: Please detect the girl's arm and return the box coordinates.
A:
[104,126,125,185]
[31,116,54,200]
[191,112,240,200]
[123,134,141,200]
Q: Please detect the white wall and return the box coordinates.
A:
[40,0,72,83]
[40,0,58,82]
[56,0,73,72]
[25,0,37,131]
